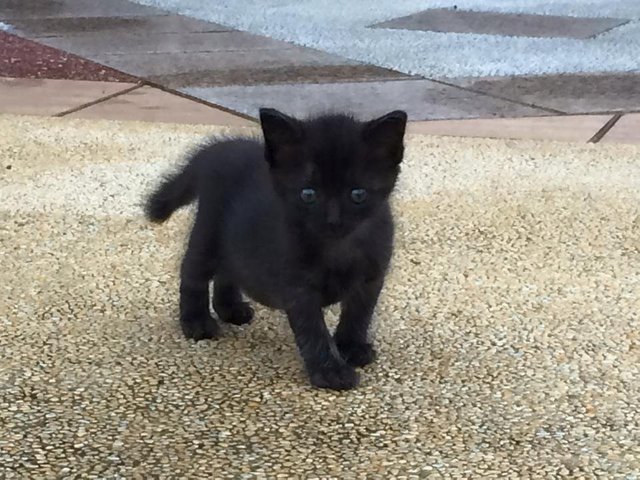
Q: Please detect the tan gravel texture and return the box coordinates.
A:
[1,114,639,479]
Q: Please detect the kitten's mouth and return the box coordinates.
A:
[326,225,349,239]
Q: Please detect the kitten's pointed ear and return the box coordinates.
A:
[363,110,408,165]
[259,108,303,166]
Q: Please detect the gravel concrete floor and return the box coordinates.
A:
[1,115,639,478]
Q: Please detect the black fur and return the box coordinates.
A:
[145,162,197,223]
[145,108,407,390]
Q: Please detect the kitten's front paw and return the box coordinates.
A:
[336,341,377,367]
[181,315,220,341]
[216,302,254,326]
[308,359,359,391]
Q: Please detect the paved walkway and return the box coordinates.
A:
[1,115,639,478]
[1,0,639,143]
[2,73,638,143]
[2,3,640,478]
[127,0,640,79]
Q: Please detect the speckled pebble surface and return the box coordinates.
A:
[1,114,639,479]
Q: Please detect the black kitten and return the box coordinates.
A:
[145,108,407,390]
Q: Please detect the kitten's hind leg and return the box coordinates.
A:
[180,258,219,341]
[213,275,254,326]
[179,213,221,341]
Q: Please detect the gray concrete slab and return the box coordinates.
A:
[150,64,411,88]
[8,14,231,36]
[0,0,165,19]
[449,73,640,113]
[371,8,629,39]
[181,79,547,120]
[89,49,365,88]
[35,31,301,56]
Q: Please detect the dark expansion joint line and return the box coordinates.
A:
[53,83,144,117]
[588,113,623,143]
[426,78,566,115]
[140,79,259,123]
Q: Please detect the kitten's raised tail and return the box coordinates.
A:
[145,162,196,223]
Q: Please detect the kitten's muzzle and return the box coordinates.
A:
[326,220,347,238]
[326,201,342,229]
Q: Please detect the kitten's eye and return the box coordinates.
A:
[300,188,317,204]
[350,188,368,204]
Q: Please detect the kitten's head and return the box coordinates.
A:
[259,108,407,240]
